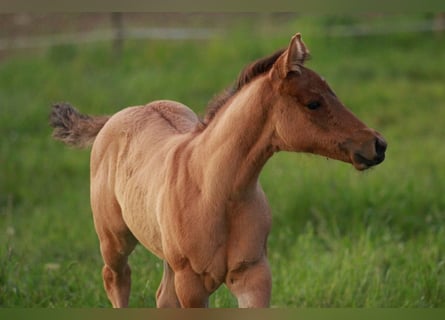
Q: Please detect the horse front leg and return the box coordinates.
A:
[225,256,272,308]
[173,263,210,308]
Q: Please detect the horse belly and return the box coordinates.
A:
[115,156,169,260]
[123,206,164,259]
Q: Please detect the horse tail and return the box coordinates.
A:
[50,103,110,148]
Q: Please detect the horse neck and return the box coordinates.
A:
[192,77,277,199]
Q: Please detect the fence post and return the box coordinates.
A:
[111,12,124,58]
[433,12,445,35]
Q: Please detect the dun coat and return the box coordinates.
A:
[50,33,387,308]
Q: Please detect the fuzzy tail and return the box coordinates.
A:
[49,103,110,148]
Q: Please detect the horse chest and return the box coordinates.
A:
[161,193,271,282]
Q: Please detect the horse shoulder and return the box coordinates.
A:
[226,185,272,270]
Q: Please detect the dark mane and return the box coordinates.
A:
[201,48,285,126]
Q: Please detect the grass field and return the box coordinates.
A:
[1,14,445,307]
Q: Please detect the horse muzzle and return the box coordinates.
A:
[341,129,387,171]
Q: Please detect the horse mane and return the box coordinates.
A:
[201,48,286,127]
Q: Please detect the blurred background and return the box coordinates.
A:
[1,13,444,307]
[1,13,444,59]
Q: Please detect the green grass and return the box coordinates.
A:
[1,15,445,307]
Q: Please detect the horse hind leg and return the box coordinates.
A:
[156,261,180,308]
[93,194,138,308]
[99,229,137,308]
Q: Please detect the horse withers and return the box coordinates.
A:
[50,33,386,308]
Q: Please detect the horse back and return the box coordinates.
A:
[90,100,198,171]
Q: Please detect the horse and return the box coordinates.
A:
[49,33,387,308]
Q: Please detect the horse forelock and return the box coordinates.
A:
[201,48,286,127]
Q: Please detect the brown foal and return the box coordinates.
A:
[50,33,386,308]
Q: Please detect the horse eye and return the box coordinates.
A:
[306,101,321,110]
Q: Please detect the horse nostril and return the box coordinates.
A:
[375,137,387,156]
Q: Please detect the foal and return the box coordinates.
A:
[50,33,386,308]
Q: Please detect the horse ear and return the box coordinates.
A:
[279,33,310,77]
